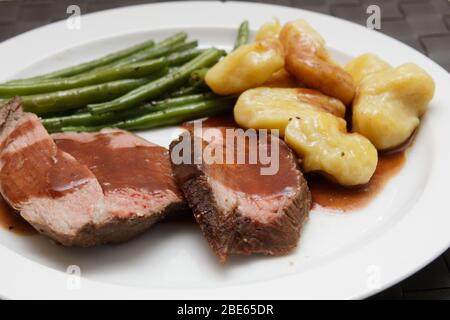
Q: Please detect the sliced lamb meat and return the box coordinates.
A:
[169,126,311,261]
[0,98,104,246]
[0,98,186,246]
[53,129,187,243]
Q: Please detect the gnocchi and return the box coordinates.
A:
[234,87,346,135]
[285,112,378,186]
[345,53,392,85]
[255,18,282,41]
[205,39,284,95]
[351,59,435,150]
[279,20,356,105]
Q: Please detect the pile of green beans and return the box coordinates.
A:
[60,97,236,133]
[87,48,225,114]
[0,22,248,133]
[42,92,217,132]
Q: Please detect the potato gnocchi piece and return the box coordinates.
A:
[279,20,356,105]
[285,112,378,186]
[205,39,284,95]
[255,18,282,41]
[345,53,392,85]
[234,87,346,136]
[352,62,435,150]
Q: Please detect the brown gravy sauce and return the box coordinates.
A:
[0,197,36,235]
[1,139,92,205]
[176,122,298,196]
[206,128,298,196]
[308,151,406,211]
[309,130,415,211]
[54,132,178,194]
[182,114,238,129]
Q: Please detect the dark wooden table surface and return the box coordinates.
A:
[0,0,449,300]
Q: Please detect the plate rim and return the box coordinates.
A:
[0,1,449,300]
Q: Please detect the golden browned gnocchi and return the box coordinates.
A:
[279,19,356,105]
[285,112,378,186]
[351,59,435,150]
[256,19,300,88]
[234,87,346,135]
[205,39,284,95]
[255,18,282,41]
[345,53,392,85]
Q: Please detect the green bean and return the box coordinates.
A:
[44,105,151,132]
[38,108,82,119]
[104,38,195,69]
[6,40,156,84]
[152,92,217,108]
[189,67,209,85]
[61,97,235,132]
[166,48,205,66]
[43,93,216,131]
[119,97,236,130]
[169,68,209,98]
[234,21,250,50]
[22,78,151,115]
[168,82,208,98]
[0,58,168,96]
[60,125,105,133]
[88,48,225,114]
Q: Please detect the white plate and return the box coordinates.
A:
[0,1,449,300]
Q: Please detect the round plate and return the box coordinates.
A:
[0,1,449,300]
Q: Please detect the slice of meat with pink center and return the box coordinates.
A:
[170,127,311,261]
[0,98,104,246]
[52,129,187,243]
